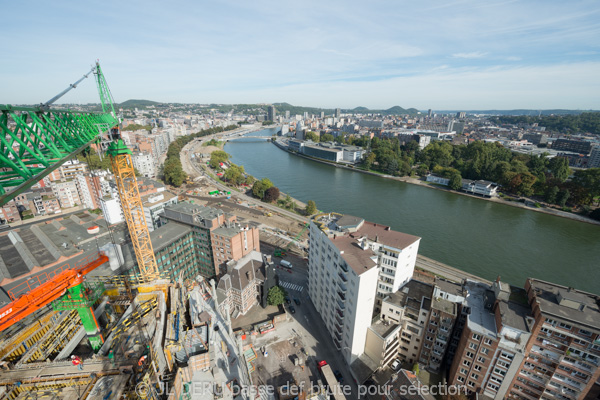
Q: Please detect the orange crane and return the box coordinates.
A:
[0,254,109,348]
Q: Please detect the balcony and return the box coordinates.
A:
[334,331,342,342]
[338,272,347,283]
[336,308,344,318]
[551,374,584,392]
[335,315,344,326]
[337,291,346,301]
[338,281,347,292]
[338,262,348,273]
[561,357,593,373]
[335,322,343,334]
[337,300,345,310]
[333,337,341,350]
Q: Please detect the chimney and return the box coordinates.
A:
[385,226,391,231]
[496,275,501,283]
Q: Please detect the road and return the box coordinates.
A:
[180,131,308,225]
[416,254,492,285]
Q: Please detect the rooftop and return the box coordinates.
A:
[150,221,193,252]
[330,234,377,275]
[497,300,531,332]
[464,280,497,338]
[528,278,600,331]
[370,317,400,339]
[383,280,434,310]
[434,278,465,298]
[386,369,436,400]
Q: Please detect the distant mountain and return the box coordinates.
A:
[439,109,598,116]
[119,99,161,108]
[352,106,370,112]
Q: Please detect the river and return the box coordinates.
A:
[225,128,600,294]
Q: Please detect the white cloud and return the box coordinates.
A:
[452,52,489,59]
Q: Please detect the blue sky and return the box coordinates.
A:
[1,0,599,110]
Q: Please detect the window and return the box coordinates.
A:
[457,376,465,383]
[460,368,468,375]
[484,338,493,345]
[467,381,475,387]
[473,333,481,340]
[474,365,482,372]
[579,329,592,337]
[477,356,486,363]
[558,322,572,330]
[463,360,471,367]
[481,348,489,355]
[469,343,478,350]
[466,351,474,358]
[471,373,479,380]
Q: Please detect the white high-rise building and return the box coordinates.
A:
[308,213,420,367]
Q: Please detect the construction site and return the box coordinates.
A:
[0,63,266,400]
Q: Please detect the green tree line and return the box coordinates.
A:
[490,112,600,135]
[163,125,238,186]
[359,137,600,210]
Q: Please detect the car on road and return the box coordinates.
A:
[334,370,343,383]
[289,305,296,314]
[317,360,327,370]
[391,359,400,371]
[285,297,291,305]
[294,298,301,305]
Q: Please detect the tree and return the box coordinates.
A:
[209,150,229,169]
[305,131,319,142]
[449,173,462,191]
[544,185,560,204]
[252,178,273,199]
[267,286,287,306]
[305,200,317,215]
[412,363,420,376]
[163,157,187,186]
[548,157,570,182]
[320,133,334,142]
[589,208,600,221]
[557,189,570,207]
[263,186,280,202]
[363,153,376,170]
[223,164,245,185]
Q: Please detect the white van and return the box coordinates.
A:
[280,260,293,269]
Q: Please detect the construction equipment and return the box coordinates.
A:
[285,222,309,252]
[0,254,109,350]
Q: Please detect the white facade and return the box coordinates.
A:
[142,192,178,231]
[132,152,158,178]
[51,180,81,208]
[342,148,365,163]
[426,174,450,186]
[99,197,124,224]
[461,179,499,197]
[308,213,420,366]
[75,174,97,209]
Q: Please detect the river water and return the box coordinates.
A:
[225,129,600,294]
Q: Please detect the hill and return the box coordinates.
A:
[119,99,161,108]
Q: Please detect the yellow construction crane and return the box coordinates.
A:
[106,139,160,280]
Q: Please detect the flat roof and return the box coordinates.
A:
[528,278,600,331]
[351,221,420,250]
[150,221,193,252]
[465,280,497,338]
[498,301,530,332]
[370,318,400,338]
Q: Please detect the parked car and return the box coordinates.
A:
[294,298,301,305]
[289,305,296,314]
[334,370,344,382]
[391,359,400,371]
[285,297,291,305]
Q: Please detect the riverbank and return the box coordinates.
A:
[272,138,600,227]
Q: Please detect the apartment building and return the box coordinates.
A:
[132,151,157,178]
[0,202,21,223]
[99,196,124,224]
[59,159,88,180]
[51,180,82,208]
[142,191,178,231]
[75,174,101,210]
[449,279,533,399]
[160,203,260,278]
[307,213,419,366]
[504,279,600,400]
[364,318,402,370]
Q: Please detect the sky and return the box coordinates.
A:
[1,0,599,110]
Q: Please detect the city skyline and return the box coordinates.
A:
[1,0,599,109]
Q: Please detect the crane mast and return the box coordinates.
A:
[92,62,160,280]
[106,140,160,279]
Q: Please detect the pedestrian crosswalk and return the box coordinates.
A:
[279,281,304,292]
